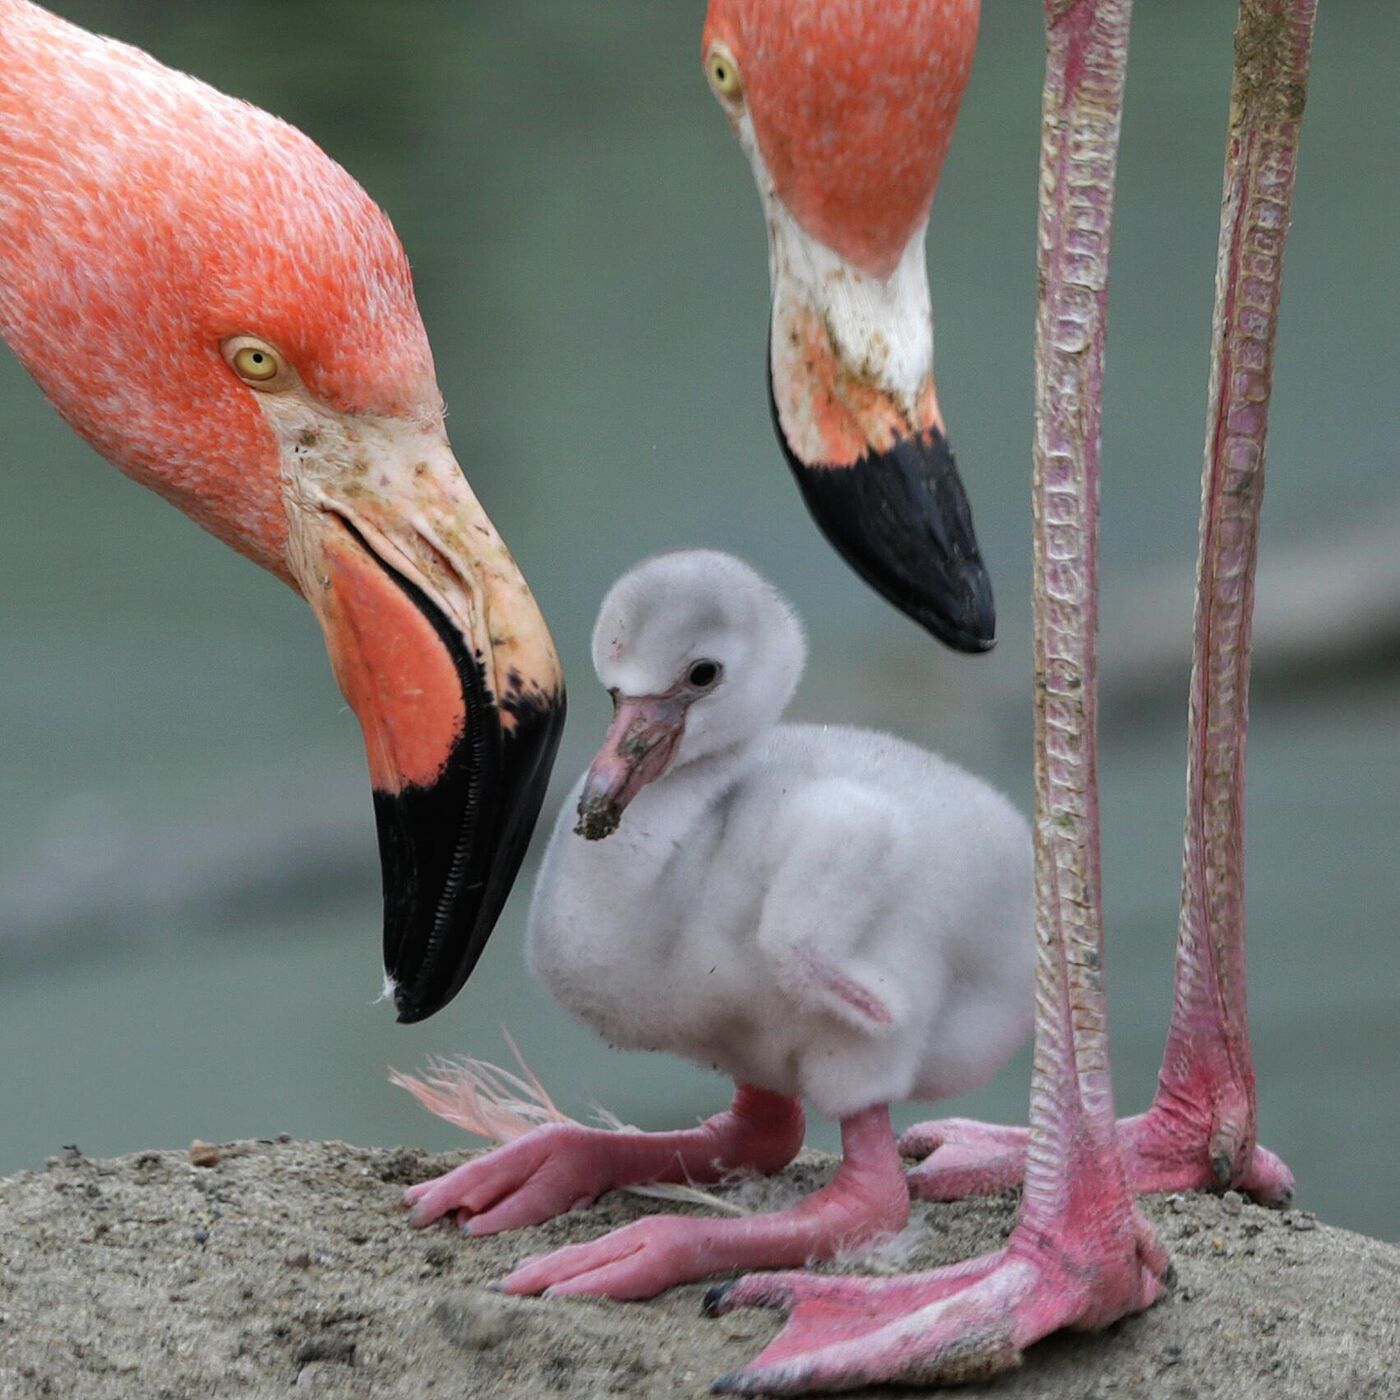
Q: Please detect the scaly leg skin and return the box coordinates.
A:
[403,1084,803,1236]
[704,2,1173,1389]
[706,1162,1168,1395]
[903,0,1317,1221]
[497,1105,907,1301]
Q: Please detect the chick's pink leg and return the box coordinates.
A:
[403,1084,803,1236]
[499,1105,907,1300]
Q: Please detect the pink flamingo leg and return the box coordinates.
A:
[403,1084,803,1235]
[707,4,1173,1389]
[709,1202,1168,1394]
[497,1105,908,1301]
[905,0,1316,1216]
[904,1109,1291,1204]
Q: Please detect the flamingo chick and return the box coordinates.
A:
[405,550,1032,1299]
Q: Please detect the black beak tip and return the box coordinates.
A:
[390,968,443,1025]
[375,678,566,1025]
[915,560,997,654]
[574,800,622,842]
[344,525,567,1025]
[766,370,996,652]
[393,994,433,1027]
[783,429,997,653]
[383,686,562,1024]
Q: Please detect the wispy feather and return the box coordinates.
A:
[391,1032,751,1215]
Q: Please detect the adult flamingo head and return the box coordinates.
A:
[701,0,994,652]
[0,1,564,1023]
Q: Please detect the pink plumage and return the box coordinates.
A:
[0,0,436,573]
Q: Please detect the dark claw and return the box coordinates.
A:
[702,1280,735,1318]
[1210,1151,1234,1189]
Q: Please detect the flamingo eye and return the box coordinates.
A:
[704,45,743,103]
[687,659,722,690]
[222,336,293,391]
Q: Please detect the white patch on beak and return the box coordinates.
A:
[252,389,486,639]
[244,385,561,724]
[767,199,934,402]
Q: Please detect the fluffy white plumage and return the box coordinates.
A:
[528,550,1033,1122]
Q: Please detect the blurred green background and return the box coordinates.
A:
[1,3,1395,1240]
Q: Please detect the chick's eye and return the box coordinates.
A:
[222,336,292,390]
[687,659,721,689]
[705,46,743,101]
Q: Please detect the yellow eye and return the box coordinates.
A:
[222,336,292,390]
[233,346,278,380]
[705,45,743,102]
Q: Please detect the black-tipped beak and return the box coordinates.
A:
[283,419,564,1027]
[375,563,566,1024]
[296,517,563,1027]
[768,375,996,653]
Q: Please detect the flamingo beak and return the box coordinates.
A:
[283,421,564,1023]
[759,198,995,652]
[767,357,995,655]
[574,693,688,841]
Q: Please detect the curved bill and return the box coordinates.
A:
[767,364,995,654]
[286,425,564,1024]
[573,692,687,841]
[759,199,997,654]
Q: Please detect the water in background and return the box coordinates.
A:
[1,3,1395,1240]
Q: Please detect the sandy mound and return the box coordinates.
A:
[0,1138,1394,1398]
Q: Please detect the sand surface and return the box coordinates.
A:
[0,1138,1395,1399]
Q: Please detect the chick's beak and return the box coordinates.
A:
[574,693,688,841]
[284,422,564,1023]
